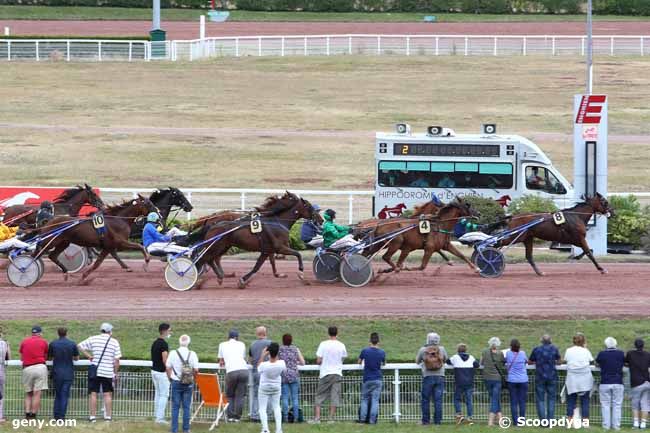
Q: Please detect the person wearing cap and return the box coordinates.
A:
[322,209,359,250]
[218,329,248,422]
[416,332,448,425]
[166,335,199,433]
[300,204,323,249]
[78,323,122,422]
[625,338,650,429]
[142,212,187,256]
[48,327,79,420]
[18,325,49,419]
[0,325,11,423]
[596,337,625,430]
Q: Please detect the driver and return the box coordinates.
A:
[36,201,54,227]
[142,212,188,256]
[0,214,31,252]
[322,209,360,250]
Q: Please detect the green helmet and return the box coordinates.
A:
[147,212,160,223]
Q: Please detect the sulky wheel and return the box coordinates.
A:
[474,247,506,278]
[7,255,42,287]
[57,243,88,274]
[164,257,198,291]
[340,253,374,288]
[312,252,342,283]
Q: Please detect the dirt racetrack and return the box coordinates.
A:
[1,260,648,319]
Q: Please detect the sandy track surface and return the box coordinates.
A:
[1,260,648,319]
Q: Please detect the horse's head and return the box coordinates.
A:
[588,192,614,218]
[441,197,480,220]
[84,184,105,210]
[131,195,159,217]
[167,187,193,213]
[297,197,323,224]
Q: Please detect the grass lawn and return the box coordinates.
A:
[0,56,649,191]
[1,6,649,22]
[0,318,649,363]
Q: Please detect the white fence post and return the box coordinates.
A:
[98,41,102,61]
[464,36,468,56]
[6,40,10,61]
[581,37,585,56]
[304,36,307,56]
[348,35,352,55]
[67,40,71,61]
[186,191,192,220]
[406,36,410,56]
[435,36,439,56]
[235,37,240,57]
[393,368,401,423]
[35,41,39,61]
[128,41,132,62]
[258,37,262,56]
[326,36,330,56]
[348,194,354,224]
[641,37,645,56]
[377,36,381,55]
[611,36,615,56]
[523,36,527,56]
[552,36,556,55]
[493,37,497,56]
[240,192,246,211]
[281,37,285,57]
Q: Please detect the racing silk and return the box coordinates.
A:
[453,218,480,238]
[0,223,19,241]
[142,222,171,248]
[322,213,350,248]
[300,220,322,242]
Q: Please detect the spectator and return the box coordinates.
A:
[258,343,286,433]
[300,204,323,248]
[48,327,79,420]
[0,325,11,424]
[278,334,305,423]
[529,334,560,421]
[505,339,529,422]
[166,335,199,433]
[249,326,271,422]
[563,333,594,423]
[311,326,347,424]
[19,325,48,419]
[625,338,650,429]
[596,337,625,430]
[78,323,122,422]
[448,343,479,425]
[218,329,248,423]
[480,337,505,427]
[151,323,172,425]
[357,332,386,424]
[416,332,448,425]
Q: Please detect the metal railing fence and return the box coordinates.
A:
[0,360,637,424]
[0,39,151,62]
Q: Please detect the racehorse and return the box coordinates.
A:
[498,192,614,276]
[129,187,194,237]
[196,192,322,289]
[34,196,157,281]
[3,184,104,227]
[365,197,480,275]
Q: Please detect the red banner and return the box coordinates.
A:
[0,187,101,216]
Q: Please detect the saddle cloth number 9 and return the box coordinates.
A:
[92,214,105,229]
[552,211,566,226]
[418,220,431,234]
[250,213,263,234]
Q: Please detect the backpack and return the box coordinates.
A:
[423,346,443,371]
[175,350,195,385]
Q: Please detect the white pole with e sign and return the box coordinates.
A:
[573,94,608,256]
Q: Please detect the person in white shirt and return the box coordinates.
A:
[166,335,199,433]
[217,329,248,422]
[563,333,594,422]
[311,326,347,424]
[258,343,286,433]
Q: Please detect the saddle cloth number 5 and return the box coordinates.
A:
[552,211,566,226]
[92,214,105,229]
[250,213,263,234]
[418,220,431,234]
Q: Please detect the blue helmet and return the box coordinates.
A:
[147,212,160,223]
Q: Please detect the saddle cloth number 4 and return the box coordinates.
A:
[552,211,566,226]
[92,214,105,229]
[418,220,431,234]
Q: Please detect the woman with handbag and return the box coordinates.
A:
[480,337,505,427]
[505,339,529,423]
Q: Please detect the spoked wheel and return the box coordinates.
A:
[164,257,198,291]
[474,247,506,278]
[35,257,45,280]
[7,255,43,287]
[312,252,341,283]
[57,243,88,274]
[340,253,374,288]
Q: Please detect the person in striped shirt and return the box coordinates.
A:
[78,323,122,422]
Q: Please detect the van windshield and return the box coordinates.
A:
[525,166,567,195]
[378,161,513,189]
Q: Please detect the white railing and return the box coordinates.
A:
[171,34,650,61]
[0,39,152,62]
[0,360,633,424]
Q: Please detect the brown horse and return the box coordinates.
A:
[34,196,156,281]
[364,197,480,274]
[498,193,614,276]
[3,184,104,226]
[196,192,322,289]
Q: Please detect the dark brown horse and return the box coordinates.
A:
[364,197,480,274]
[196,192,322,289]
[3,184,104,226]
[498,193,614,276]
[34,196,156,281]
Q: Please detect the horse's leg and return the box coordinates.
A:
[577,238,607,274]
[269,254,288,279]
[109,252,132,272]
[379,240,403,274]
[404,247,435,272]
[524,237,545,276]
[47,241,71,278]
[238,253,269,289]
[437,251,454,266]
[273,245,308,284]
[394,247,415,272]
[571,250,587,260]
[443,243,480,274]
[115,240,150,271]
[81,250,109,281]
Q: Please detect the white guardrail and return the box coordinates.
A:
[1,35,649,61]
[0,359,634,424]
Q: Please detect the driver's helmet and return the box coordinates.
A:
[324,209,336,220]
[40,201,53,211]
[147,212,160,223]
